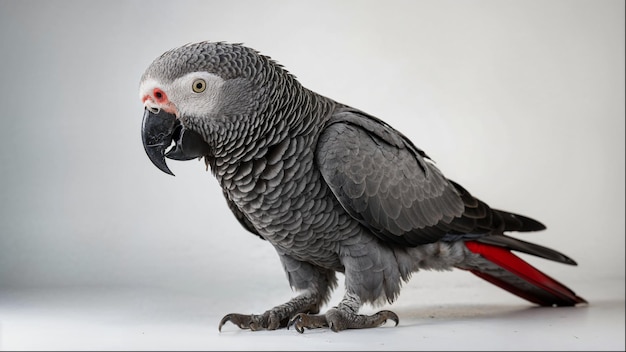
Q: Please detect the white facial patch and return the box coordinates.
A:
[168,72,225,119]
[139,72,225,118]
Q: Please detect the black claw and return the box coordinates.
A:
[381,310,399,327]
[287,314,307,333]
[287,314,299,331]
[218,314,232,332]
[218,313,255,332]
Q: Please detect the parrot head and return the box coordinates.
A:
[139,41,284,175]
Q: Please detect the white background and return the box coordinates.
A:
[0,0,623,350]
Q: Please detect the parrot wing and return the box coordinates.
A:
[315,107,543,247]
[317,107,471,246]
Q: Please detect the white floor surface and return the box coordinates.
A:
[1,273,623,351]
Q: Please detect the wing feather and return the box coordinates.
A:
[316,108,466,246]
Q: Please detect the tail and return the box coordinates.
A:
[461,240,587,306]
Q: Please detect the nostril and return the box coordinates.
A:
[148,106,160,114]
[153,88,167,103]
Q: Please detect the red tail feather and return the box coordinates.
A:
[464,241,587,306]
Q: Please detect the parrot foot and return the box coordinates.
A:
[218,312,287,331]
[287,308,399,333]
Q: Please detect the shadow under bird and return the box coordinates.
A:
[139,41,587,333]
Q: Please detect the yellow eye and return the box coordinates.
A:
[192,79,206,93]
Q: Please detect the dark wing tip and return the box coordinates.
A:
[476,234,578,265]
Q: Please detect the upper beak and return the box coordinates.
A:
[141,109,177,175]
[141,109,212,176]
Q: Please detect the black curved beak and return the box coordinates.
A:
[141,109,211,176]
[142,109,176,175]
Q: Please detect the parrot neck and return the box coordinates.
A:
[205,78,335,162]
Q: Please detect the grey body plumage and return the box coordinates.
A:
[139,41,586,332]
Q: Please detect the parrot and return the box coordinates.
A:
[139,41,587,333]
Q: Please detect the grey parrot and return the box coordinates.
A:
[139,41,586,333]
